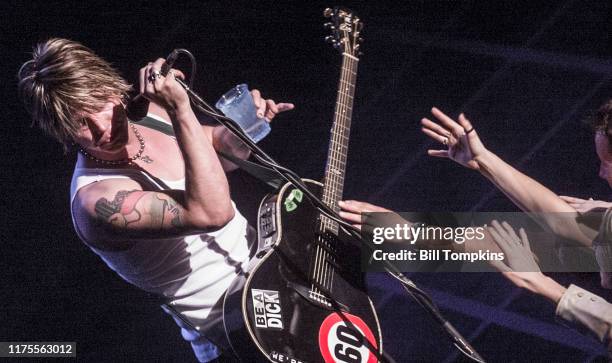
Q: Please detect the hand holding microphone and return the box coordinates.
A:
[126,50,182,120]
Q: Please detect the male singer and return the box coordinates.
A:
[18,38,294,361]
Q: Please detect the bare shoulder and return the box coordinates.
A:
[72,178,145,248]
[74,178,144,217]
[72,176,204,246]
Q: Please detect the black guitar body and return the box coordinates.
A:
[223,180,383,363]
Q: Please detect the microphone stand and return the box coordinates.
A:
[174,77,486,363]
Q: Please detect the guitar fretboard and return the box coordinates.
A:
[320,53,359,234]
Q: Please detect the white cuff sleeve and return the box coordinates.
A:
[556,284,612,355]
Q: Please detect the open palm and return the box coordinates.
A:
[421,107,487,170]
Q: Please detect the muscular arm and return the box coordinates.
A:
[148,102,249,172]
[169,105,234,223]
[211,125,251,171]
[77,59,236,245]
[74,178,230,245]
[143,60,234,227]
[94,190,183,231]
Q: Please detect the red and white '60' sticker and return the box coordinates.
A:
[318,312,378,363]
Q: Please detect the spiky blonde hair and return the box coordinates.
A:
[18,38,132,147]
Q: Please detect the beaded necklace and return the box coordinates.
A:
[78,122,145,165]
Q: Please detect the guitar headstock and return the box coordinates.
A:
[323,7,363,57]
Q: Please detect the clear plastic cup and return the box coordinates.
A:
[215,84,271,143]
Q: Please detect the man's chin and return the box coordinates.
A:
[100,138,128,152]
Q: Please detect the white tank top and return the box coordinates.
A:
[69,163,251,324]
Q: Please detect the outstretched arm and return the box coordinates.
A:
[339,199,506,253]
[486,220,566,302]
[488,221,612,355]
[422,107,593,246]
[75,59,234,245]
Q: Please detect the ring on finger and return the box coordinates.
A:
[442,137,449,146]
[148,70,163,82]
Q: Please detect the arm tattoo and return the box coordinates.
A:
[94,190,184,230]
[152,194,184,228]
[95,190,145,228]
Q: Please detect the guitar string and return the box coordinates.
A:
[313,227,325,296]
[324,55,349,291]
[314,53,342,295]
[335,56,357,291]
[328,55,355,291]
[326,57,353,290]
[313,50,349,296]
[325,52,351,291]
[330,57,357,292]
[320,56,345,293]
[311,35,359,300]
[317,50,347,293]
[321,52,354,293]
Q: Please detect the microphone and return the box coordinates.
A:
[125,93,150,121]
[161,49,179,76]
[126,50,180,121]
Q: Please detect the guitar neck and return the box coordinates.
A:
[321,53,359,233]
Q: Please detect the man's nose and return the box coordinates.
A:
[86,118,108,144]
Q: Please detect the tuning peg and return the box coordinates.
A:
[325,35,336,44]
[323,8,333,17]
[323,22,335,30]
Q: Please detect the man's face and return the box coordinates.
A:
[595,132,612,189]
[73,99,129,153]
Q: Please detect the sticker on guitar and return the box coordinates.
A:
[252,289,284,330]
[284,189,303,212]
[318,312,378,363]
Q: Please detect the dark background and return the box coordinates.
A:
[2,0,612,361]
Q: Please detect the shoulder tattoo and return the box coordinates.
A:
[94,190,184,230]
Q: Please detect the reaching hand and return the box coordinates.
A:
[487,220,540,272]
[250,89,294,122]
[486,220,565,302]
[559,195,612,213]
[421,107,488,170]
[338,200,394,231]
